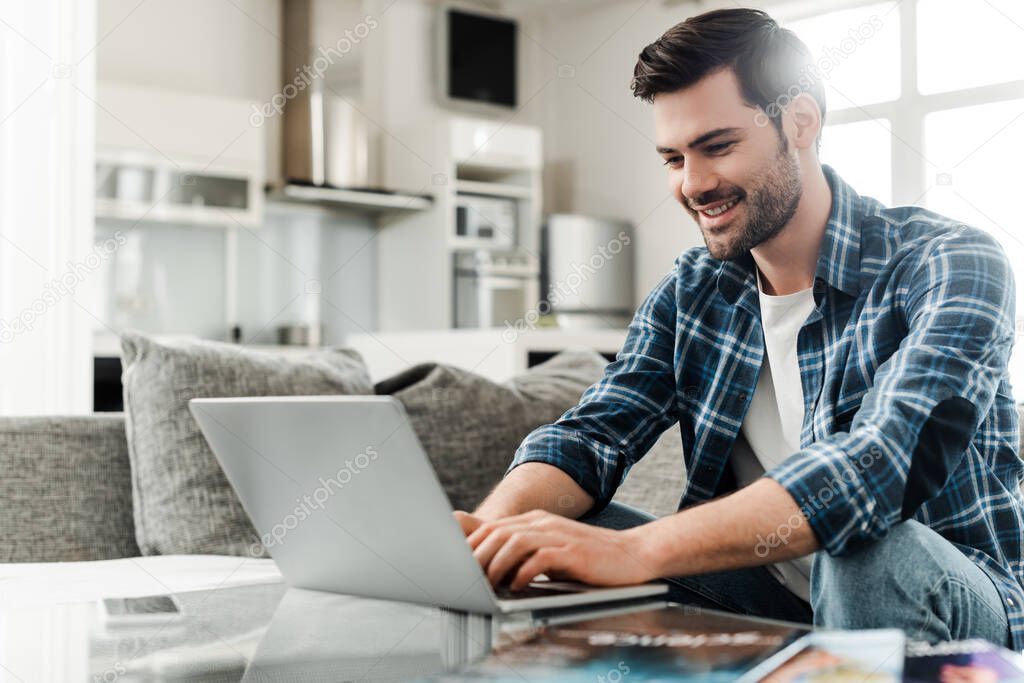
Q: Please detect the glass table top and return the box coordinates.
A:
[0,580,813,682]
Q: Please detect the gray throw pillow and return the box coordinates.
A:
[121,331,372,556]
[0,414,139,562]
[376,350,609,512]
[611,424,686,518]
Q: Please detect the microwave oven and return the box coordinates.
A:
[455,194,516,247]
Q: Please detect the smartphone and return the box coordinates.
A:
[100,595,180,625]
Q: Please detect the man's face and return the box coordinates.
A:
[653,68,803,261]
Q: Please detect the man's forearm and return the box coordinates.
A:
[625,477,820,578]
[473,462,595,521]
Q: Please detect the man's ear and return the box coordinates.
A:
[786,93,822,153]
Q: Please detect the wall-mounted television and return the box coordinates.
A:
[438,4,517,112]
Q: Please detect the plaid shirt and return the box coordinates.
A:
[510,165,1024,649]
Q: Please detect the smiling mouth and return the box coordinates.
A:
[701,197,739,216]
[693,196,742,227]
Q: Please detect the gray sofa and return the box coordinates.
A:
[0,343,686,564]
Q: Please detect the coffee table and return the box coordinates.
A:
[0,580,803,681]
[0,578,656,682]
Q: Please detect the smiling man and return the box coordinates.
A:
[455,8,1024,648]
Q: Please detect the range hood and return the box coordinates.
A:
[281,0,381,190]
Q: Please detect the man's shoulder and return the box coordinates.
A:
[853,198,1009,293]
[861,199,1000,261]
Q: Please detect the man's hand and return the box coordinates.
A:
[456,479,818,591]
[458,509,659,590]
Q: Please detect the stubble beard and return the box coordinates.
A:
[701,144,804,262]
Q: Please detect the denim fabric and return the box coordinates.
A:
[581,502,813,625]
[811,519,1009,647]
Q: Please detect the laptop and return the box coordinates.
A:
[189,395,668,614]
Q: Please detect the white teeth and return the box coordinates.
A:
[703,198,738,216]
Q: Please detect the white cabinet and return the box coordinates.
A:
[450,116,542,169]
[94,83,264,227]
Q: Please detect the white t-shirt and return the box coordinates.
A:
[731,268,817,602]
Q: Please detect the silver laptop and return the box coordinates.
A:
[189,395,667,614]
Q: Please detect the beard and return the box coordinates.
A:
[690,141,803,261]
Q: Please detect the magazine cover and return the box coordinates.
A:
[738,629,905,683]
[903,639,1024,683]
[429,604,810,682]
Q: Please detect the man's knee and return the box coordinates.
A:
[814,521,932,585]
[812,519,1010,644]
[811,521,943,626]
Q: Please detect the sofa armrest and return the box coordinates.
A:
[0,414,139,562]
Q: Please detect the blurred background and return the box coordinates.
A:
[0,0,1022,414]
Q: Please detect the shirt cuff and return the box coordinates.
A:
[764,432,887,555]
[507,425,610,509]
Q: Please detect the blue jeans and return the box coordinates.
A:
[582,502,1011,646]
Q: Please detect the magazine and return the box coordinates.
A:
[430,603,810,682]
[738,629,905,683]
[904,639,1024,683]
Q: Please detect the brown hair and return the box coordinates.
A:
[631,8,825,146]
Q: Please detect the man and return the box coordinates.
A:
[455,8,1024,648]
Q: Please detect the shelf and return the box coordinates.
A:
[453,179,532,199]
[271,184,433,214]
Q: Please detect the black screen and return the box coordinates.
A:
[447,10,516,108]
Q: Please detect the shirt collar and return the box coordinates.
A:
[815,164,863,299]
[716,164,864,306]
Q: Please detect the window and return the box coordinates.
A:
[917,0,1024,95]
[783,0,1024,399]
[789,2,901,108]
[820,119,893,205]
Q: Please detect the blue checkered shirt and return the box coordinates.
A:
[510,165,1024,648]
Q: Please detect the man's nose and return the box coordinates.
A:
[681,166,718,206]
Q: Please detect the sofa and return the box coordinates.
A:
[0,333,686,604]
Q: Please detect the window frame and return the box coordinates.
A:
[776,0,1024,207]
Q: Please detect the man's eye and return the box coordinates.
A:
[662,156,683,167]
[706,142,735,154]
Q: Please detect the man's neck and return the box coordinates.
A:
[751,164,832,296]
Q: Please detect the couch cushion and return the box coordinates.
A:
[613,425,686,518]
[0,414,139,562]
[376,349,686,516]
[121,331,372,557]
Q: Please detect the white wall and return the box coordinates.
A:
[518,1,710,302]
